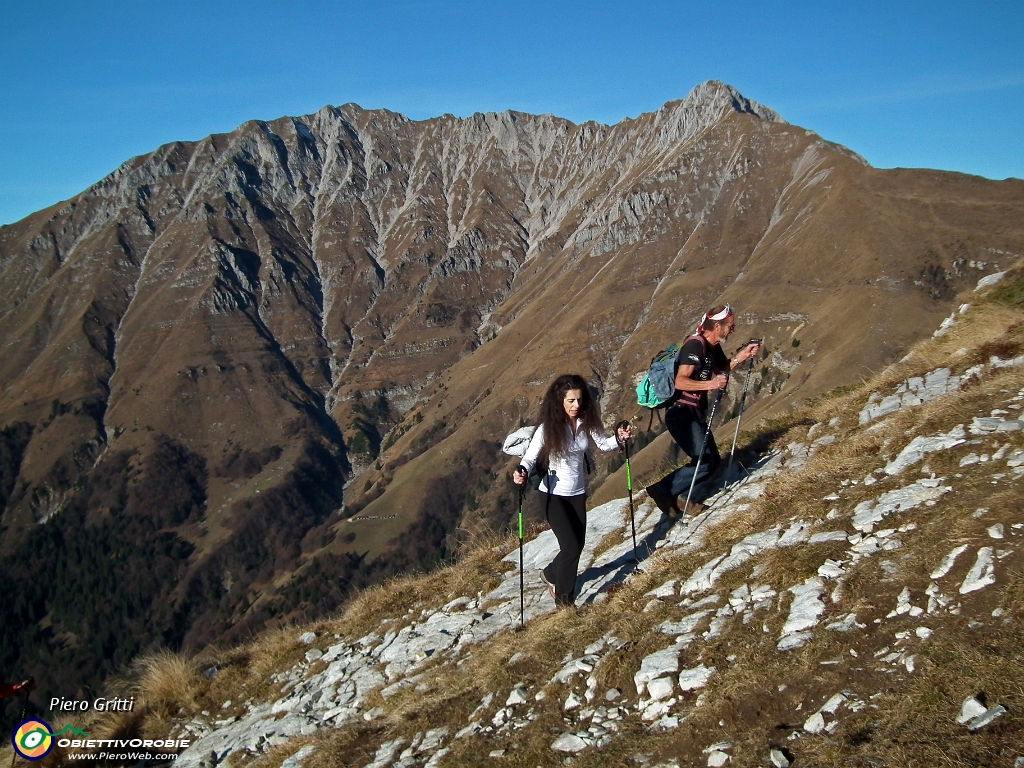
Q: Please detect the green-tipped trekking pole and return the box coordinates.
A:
[681,388,724,517]
[618,421,638,561]
[726,340,761,479]
[516,474,525,627]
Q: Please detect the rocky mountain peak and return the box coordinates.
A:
[649,80,785,144]
[698,79,784,122]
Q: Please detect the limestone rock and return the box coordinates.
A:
[959,548,996,594]
[551,732,589,753]
[967,705,1007,731]
[956,696,988,724]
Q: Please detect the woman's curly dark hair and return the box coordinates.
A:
[535,374,604,468]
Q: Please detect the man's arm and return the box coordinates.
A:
[713,341,760,376]
[674,363,727,392]
[728,341,760,371]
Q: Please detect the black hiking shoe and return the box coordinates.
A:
[646,484,680,517]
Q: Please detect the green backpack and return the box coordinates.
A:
[635,343,681,409]
[635,335,708,428]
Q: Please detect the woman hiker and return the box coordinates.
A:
[513,374,632,608]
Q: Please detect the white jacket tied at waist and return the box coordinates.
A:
[518,421,621,496]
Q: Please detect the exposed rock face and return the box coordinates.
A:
[1,81,1023,700]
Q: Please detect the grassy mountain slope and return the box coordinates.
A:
[13,265,1024,768]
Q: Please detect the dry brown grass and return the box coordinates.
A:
[131,650,203,716]
[55,274,1024,768]
[556,280,1024,766]
[80,650,208,747]
[51,530,516,760]
[322,534,509,643]
[16,651,211,768]
[798,572,1024,768]
[233,625,311,685]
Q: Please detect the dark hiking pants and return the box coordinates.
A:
[652,403,719,502]
[540,492,587,606]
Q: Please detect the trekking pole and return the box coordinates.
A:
[726,344,760,479]
[681,388,725,517]
[618,421,638,561]
[516,471,526,628]
[11,678,33,768]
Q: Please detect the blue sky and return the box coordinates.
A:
[1,0,1022,226]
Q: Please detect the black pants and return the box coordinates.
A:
[651,404,719,501]
[540,491,587,606]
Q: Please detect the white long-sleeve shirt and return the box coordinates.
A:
[519,420,621,496]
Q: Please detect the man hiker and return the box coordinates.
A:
[0,677,35,698]
[645,305,759,516]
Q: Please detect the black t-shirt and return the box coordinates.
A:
[674,335,729,411]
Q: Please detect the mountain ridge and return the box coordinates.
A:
[1,81,1023,716]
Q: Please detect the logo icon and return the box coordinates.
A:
[11,718,54,761]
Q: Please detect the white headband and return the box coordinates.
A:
[695,305,733,334]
